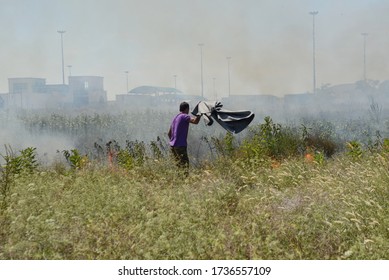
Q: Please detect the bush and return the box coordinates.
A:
[116,150,134,170]
[1,146,39,220]
[301,120,340,157]
[346,141,363,161]
[209,132,237,157]
[382,138,389,153]
[1,146,38,176]
[62,149,88,169]
[238,117,302,164]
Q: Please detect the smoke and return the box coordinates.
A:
[1,0,389,100]
[0,117,74,165]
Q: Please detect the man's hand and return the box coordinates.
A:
[190,114,201,124]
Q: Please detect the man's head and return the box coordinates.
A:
[179,101,190,113]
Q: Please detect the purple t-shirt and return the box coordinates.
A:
[169,113,191,147]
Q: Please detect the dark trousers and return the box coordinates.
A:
[171,146,189,173]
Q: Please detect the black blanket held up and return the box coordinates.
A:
[191,101,255,134]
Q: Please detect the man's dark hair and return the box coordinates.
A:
[179,101,189,112]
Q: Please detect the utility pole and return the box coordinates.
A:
[67,65,72,76]
[226,56,231,97]
[213,77,216,100]
[199,43,204,98]
[361,33,368,81]
[67,65,72,84]
[309,11,318,94]
[125,71,129,93]
[57,30,66,85]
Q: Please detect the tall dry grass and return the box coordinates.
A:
[1,150,388,259]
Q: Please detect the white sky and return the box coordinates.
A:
[1,0,389,100]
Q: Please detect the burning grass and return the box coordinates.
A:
[1,113,389,259]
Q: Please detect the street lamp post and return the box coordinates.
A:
[361,33,368,81]
[67,65,72,84]
[125,71,129,93]
[309,11,318,94]
[67,65,72,76]
[173,75,177,89]
[213,77,217,100]
[199,43,204,98]
[57,30,66,85]
[226,56,231,97]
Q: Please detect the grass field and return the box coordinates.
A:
[1,113,389,260]
[1,149,389,259]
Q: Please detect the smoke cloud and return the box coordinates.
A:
[1,0,389,100]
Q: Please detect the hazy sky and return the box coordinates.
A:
[1,0,389,100]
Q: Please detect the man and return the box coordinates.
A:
[168,101,201,173]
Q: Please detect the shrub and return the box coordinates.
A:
[346,141,363,160]
[62,149,88,169]
[100,139,152,170]
[116,150,134,170]
[150,137,166,160]
[1,146,39,223]
[382,138,389,153]
[239,117,302,162]
[125,140,146,166]
[366,130,383,153]
[1,146,38,176]
[301,121,339,157]
[208,132,237,157]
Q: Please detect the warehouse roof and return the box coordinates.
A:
[129,86,182,95]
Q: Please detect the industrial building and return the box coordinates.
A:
[1,74,388,116]
[0,76,107,110]
[115,86,203,110]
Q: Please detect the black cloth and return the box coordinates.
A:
[191,101,255,134]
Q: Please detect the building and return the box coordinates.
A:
[69,76,107,107]
[0,94,4,109]
[3,76,107,110]
[7,78,63,109]
[223,94,281,112]
[115,86,203,110]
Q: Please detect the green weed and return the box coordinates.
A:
[62,149,88,169]
[346,141,363,161]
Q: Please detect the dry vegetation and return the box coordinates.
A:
[1,112,389,259]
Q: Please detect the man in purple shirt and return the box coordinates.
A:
[168,101,201,173]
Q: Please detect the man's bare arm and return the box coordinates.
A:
[189,114,201,124]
